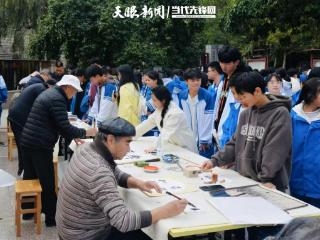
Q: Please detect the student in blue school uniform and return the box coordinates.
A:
[207,61,224,107]
[290,77,320,209]
[80,65,104,122]
[87,66,118,125]
[178,68,215,158]
[215,46,247,149]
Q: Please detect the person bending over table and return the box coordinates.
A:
[56,117,188,240]
[135,86,198,153]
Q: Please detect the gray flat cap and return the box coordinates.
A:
[98,117,136,136]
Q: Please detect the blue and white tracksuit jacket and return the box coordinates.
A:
[88,82,118,124]
[290,104,320,199]
[217,89,243,148]
[178,88,215,151]
[140,85,159,136]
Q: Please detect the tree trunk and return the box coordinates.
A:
[282,51,287,68]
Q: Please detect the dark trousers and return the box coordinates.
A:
[291,193,320,209]
[224,225,283,240]
[21,146,57,219]
[105,228,151,240]
[8,120,23,175]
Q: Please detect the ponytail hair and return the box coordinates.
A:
[296,77,320,105]
[151,86,172,128]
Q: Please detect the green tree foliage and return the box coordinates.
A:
[219,0,320,66]
[0,0,47,53]
[29,0,207,68]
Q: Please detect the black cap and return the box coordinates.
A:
[98,117,136,137]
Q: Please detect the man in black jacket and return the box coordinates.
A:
[8,81,56,176]
[20,75,97,226]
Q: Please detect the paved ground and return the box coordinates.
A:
[0,109,58,240]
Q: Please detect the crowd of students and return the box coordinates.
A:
[5,46,320,239]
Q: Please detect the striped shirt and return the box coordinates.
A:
[56,139,152,240]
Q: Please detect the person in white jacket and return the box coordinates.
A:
[135,86,198,153]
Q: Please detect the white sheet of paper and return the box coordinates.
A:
[208,197,292,225]
[138,192,229,240]
[116,152,159,165]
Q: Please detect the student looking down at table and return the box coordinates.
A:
[136,86,198,153]
[202,72,292,192]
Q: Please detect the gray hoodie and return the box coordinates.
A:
[211,95,292,190]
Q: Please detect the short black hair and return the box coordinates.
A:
[218,46,242,63]
[183,68,202,81]
[266,73,281,83]
[101,65,112,75]
[72,68,85,77]
[301,62,310,72]
[276,67,291,82]
[173,69,184,77]
[86,64,102,78]
[46,79,57,86]
[229,72,266,94]
[259,69,269,78]
[163,68,174,78]
[208,61,223,74]
[287,68,298,77]
[88,57,102,66]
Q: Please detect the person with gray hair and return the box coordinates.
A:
[25,68,52,88]
[56,117,188,240]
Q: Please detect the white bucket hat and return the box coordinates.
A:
[57,75,83,92]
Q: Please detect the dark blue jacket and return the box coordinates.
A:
[8,83,47,128]
[21,86,86,150]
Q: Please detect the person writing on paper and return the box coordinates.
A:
[202,72,292,192]
[56,117,187,240]
[136,86,198,153]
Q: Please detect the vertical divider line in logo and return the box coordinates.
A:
[166,6,170,19]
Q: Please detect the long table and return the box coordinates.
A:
[67,136,320,240]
